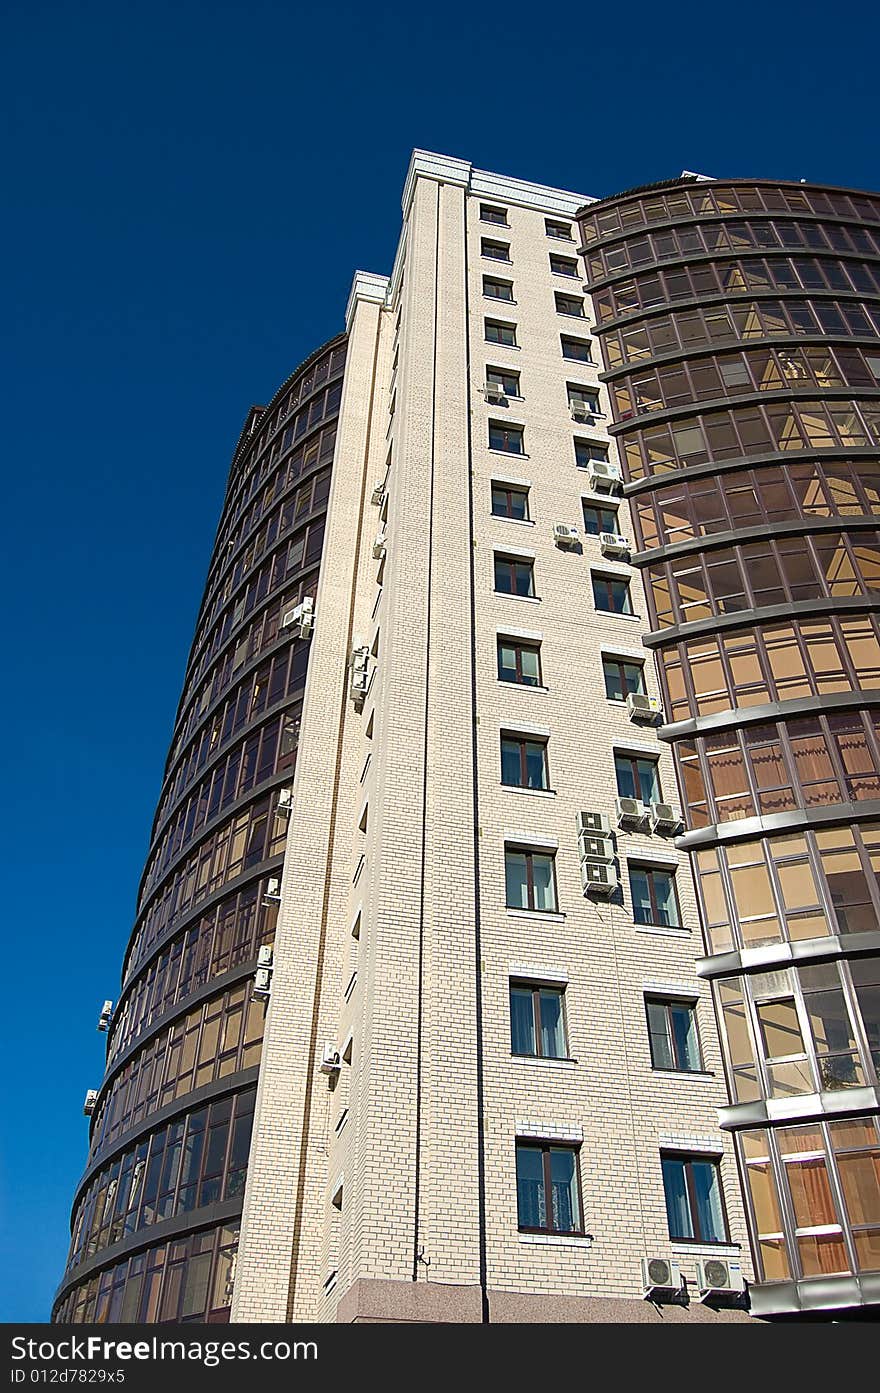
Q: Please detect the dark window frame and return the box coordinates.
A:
[497,638,542,687]
[592,572,634,615]
[615,752,661,803]
[555,292,585,317]
[583,503,619,536]
[515,1140,585,1235]
[645,997,703,1073]
[660,1151,730,1243]
[504,844,558,912]
[482,238,511,262]
[509,981,568,1058]
[550,254,579,277]
[500,733,549,790]
[562,335,593,362]
[494,553,536,598]
[486,367,521,397]
[603,656,646,701]
[545,219,573,241]
[485,319,517,347]
[491,483,530,520]
[480,204,508,226]
[483,276,514,302]
[489,421,525,454]
[629,862,682,928]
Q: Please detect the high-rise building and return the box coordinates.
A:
[53,154,880,1325]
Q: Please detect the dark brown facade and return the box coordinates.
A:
[577,178,880,1319]
[53,333,347,1323]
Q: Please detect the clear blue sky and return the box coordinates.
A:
[1,0,876,1323]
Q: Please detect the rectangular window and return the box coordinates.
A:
[546,219,573,240]
[485,319,517,346]
[516,1142,582,1233]
[501,734,549,789]
[568,384,601,414]
[583,503,619,535]
[482,238,511,261]
[630,864,681,927]
[575,439,609,467]
[484,277,514,301]
[505,845,557,911]
[661,1153,728,1242]
[494,553,535,597]
[481,204,507,225]
[646,998,703,1071]
[592,573,633,614]
[498,638,542,686]
[489,422,524,454]
[510,982,567,1057]
[562,335,593,362]
[615,753,661,803]
[603,656,645,700]
[487,367,520,397]
[556,293,585,317]
[550,254,579,277]
[492,483,529,520]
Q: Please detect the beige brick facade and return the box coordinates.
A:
[232,152,752,1324]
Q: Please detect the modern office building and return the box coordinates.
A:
[53,153,879,1324]
[577,176,880,1319]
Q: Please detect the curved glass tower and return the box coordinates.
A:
[53,333,347,1323]
[578,178,880,1318]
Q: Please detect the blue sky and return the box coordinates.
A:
[1,0,876,1323]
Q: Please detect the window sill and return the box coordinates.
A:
[494,592,542,604]
[651,1068,715,1080]
[496,681,549,694]
[491,516,535,527]
[501,784,556,798]
[518,1232,593,1248]
[670,1240,740,1255]
[484,342,521,350]
[634,923,690,937]
[488,448,529,459]
[511,1053,577,1067]
[506,908,565,923]
[484,296,517,306]
[594,610,643,622]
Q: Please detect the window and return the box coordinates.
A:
[516,1142,582,1233]
[603,656,645,700]
[592,573,633,614]
[556,293,585,317]
[510,983,567,1057]
[482,238,511,262]
[661,1153,728,1242]
[481,203,507,225]
[568,384,600,415]
[494,553,535,597]
[501,734,549,789]
[489,421,524,454]
[646,998,703,1072]
[487,367,520,397]
[483,277,514,301]
[550,254,579,277]
[615,753,661,803]
[562,336,593,362]
[505,845,557,911]
[583,503,619,536]
[497,637,541,686]
[546,219,573,240]
[492,483,529,520]
[575,439,609,467]
[630,864,681,927]
[485,319,517,347]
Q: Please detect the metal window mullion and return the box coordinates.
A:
[532,989,543,1058]
[525,852,535,911]
[838,958,879,1088]
[542,1146,554,1233]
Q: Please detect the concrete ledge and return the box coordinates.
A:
[336,1279,484,1324]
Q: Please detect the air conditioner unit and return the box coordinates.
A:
[484,381,507,402]
[276,787,294,814]
[97,1000,113,1032]
[372,533,386,560]
[586,460,622,492]
[578,832,614,862]
[641,1256,682,1299]
[281,596,314,638]
[626,692,663,723]
[570,403,595,423]
[576,810,611,836]
[554,522,579,547]
[696,1258,744,1299]
[615,796,649,830]
[263,877,282,903]
[319,1044,341,1075]
[370,482,386,506]
[580,859,618,896]
[599,532,630,558]
[650,802,682,834]
[350,646,371,709]
[257,945,274,968]
[253,967,272,998]
[83,1090,99,1117]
